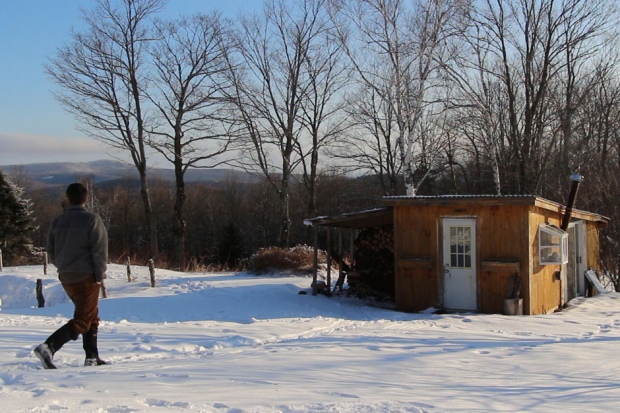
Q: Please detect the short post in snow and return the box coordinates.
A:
[126,257,131,282]
[43,252,48,275]
[36,279,45,308]
[148,259,156,287]
[0,248,3,272]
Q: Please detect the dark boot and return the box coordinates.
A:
[34,324,73,369]
[33,343,56,369]
[83,330,107,366]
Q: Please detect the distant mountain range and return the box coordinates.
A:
[0,160,259,189]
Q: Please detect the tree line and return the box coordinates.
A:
[34,0,620,286]
[5,171,380,270]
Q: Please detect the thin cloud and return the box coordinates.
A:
[0,133,113,165]
[0,133,105,153]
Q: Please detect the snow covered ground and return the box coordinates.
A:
[1,264,620,413]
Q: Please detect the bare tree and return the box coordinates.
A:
[295,6,349,218]
[229,0,334,247]
[330,0,466,195]
[553,0,615,194]
[443,21,513,195]
[333,84,402,195]
[457,0,616,194]
[578,59,620,174]
[8,165,30,190]
[147,12,235,268]
[46,0,163,260]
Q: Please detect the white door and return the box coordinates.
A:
[576,222,588,296]
[566,221,588,297]
[443,218,477,311]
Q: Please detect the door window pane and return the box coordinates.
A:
[449,226,473,268]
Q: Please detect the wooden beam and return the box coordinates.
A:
[326,227,332,295]
[335,228,344,293]
[350,229,355,270]
[312,225,318,296]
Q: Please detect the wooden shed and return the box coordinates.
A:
[306,194,609,315]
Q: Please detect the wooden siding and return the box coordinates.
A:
[528,208,562,314]
[586,222,601,272]
[393,205,440,311]
[396,257,435,312]
[476,205,530,313]
[480,261,520,314]
[393,203,531,313]
[386,196,606,315]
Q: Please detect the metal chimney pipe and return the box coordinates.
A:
[560,173,584,231]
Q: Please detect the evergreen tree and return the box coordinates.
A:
[0,171,35,264]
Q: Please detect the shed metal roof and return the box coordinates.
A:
[304,195,609,229]
[382,194,609,225]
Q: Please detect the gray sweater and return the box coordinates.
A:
[46,205,108,283]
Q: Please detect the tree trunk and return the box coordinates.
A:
[138,168,158,261]
[279,183,291,248]
[172,157,186,269]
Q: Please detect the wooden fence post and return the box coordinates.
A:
[326,227,332,296]
[148,259,156,287]
[36,279,45,308]
[126,257,131,282]
[0,248,3,272]
[43,252,48,275]
[311,226,318,295]
[334,228,345,293]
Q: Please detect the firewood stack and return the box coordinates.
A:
[355,227,394,253]
[352,226,395,299]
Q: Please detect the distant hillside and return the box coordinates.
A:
[0,160,259,188]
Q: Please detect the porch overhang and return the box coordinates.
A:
[304,207,393,297]
[303,207,393,229]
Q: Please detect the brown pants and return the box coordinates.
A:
[62,277,101,341]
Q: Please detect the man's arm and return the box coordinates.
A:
[90,215,108,283]
[46,218,57,265]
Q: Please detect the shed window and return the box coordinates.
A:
[449,226,472,268]
[539,224,568,265]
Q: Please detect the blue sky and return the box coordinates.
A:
[0,0,260,166]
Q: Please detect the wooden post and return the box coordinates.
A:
[148,259,156,287]
[350,229,355,270]
[326,227,332,296]
[36,279,45,308]
[126,257,132,282]
[100,281,108,298]
[0,248,3,272]
[43,252,48,275]
[312,226,318,296]
[334,227,345,293]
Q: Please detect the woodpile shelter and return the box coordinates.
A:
[305,194,609,315]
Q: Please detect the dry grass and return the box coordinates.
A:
[243,245,327,275]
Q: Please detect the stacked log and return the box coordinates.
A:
[352,226,395,299]
[355,227,394,253]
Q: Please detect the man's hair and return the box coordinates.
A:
[66,183,88,206]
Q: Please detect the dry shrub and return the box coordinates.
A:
[244,245,327,275]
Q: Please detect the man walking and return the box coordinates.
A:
[34,183,108,369]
